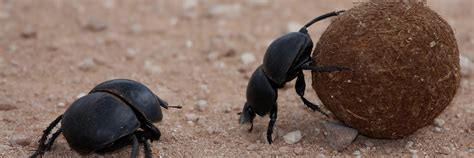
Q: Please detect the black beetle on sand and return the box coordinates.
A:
[239,11,350,144]
[31,79,181,158]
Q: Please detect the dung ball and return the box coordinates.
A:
[312,2,460,138]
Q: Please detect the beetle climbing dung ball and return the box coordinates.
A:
[312,2,460,138]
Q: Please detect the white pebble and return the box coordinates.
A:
[78,58,96,71]
[460,55,474,77]
[283,130,302,144]
[433,118,445,127]
[185,113,199,122]
[208,4,241,18]
[195,99,208,111]
[240,52,256,64]
[144,60,162,74]
[183,0,198,10]
[57,102,65,107]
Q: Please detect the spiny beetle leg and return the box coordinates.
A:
[301,64,351,73]
[130,135,139,158]
[31,115,63,158]
[266,104,278,144]
[295,73,329,117]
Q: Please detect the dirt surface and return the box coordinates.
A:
[0,0,472,157]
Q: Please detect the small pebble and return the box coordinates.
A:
[185,113,199,122]
[363,139,374,147]
[0,104,17,111]
[208,4,241,18]
[246,144,258,151]
[438,146,451,155]
[20,26,37,39]
[353,150,361,158]
[240,52,256,65]
[125,48,138,60]
[83,18,108,32]
[278,146,290,153]
[460,55,474,77]
[194,100,208,111]
[144,60,162,74]
[283,130,302,144]
[183,0,198,10]
[129,24,142,34]
[409,149,418,158]
[57,102,66,108]
[406,141,414,149]
[9,135,30,146]
[433,127,443,133]
[294,147,304,155]
[78,58,96,71]
[246,0,270,7]
[433,118,445,127]
[322,121,359,151]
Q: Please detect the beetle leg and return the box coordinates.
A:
[31,114,63,158]
[295,73,329,117]
[143,138,152,158]
[130,135,139,158]
[44,129,62,151]
[266,104,278,144]
[301,64,350,73]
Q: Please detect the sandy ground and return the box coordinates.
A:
[0,0,473,157]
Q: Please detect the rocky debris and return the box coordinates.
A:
[78,58,97,71]
[437,146,451,155]
[185,113,199,122]
[406,141,414,149]
[128,24,142,34]
[57,102,66,108]
[125,48,138,60]
[433,127,443,133]
[240,52,256,65]
[283,130,302,144]
[183,0,198,10]
[287,21,302,33]
[144,60,162,74]
[246,144,259,151]
[322,121,359,151]
[408,149,419,158]
[460,55,474,77]
[352,150,361,158]
[208,4,241,18]
[195,99,208,111]
[433,118,445,127]
[83,18,108,32]
[293,147,304,155]
[363,139,374,147]
[20,26,37,39]
[0,103,17,111]
[246,0,270,7]
[9,135,30,146]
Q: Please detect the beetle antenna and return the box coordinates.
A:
[167,105,182,109]
[299,10,345,33]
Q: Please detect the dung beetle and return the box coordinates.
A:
[239,11,350,144]
[31,79,181,158]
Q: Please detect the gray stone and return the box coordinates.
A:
[283,130,302,144]
[433,118,445,127]
[185,113,199,122]
[78,58,96,71]
[322,121,359,151]
[240,52,256,65]
[208,4,241,18]
[83,18,107,32]
[246,144,258,151]
[460,55,474,77]
[195,99,208,111]
[9,135,30,146]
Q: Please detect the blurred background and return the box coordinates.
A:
[0,0,472,157]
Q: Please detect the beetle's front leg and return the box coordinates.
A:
[295,73,329,117]
[266,104,278,144]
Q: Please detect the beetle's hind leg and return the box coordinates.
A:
[130,135,139,158]
[295,73,329,117]
[136,131,153,158]
[31,114,63,158]
[266,104,278,144]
